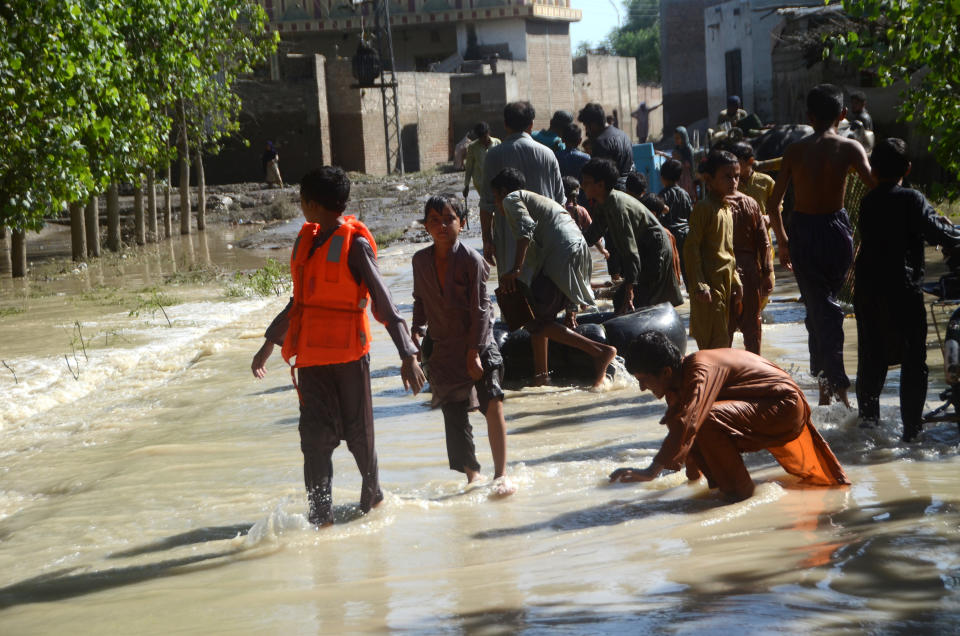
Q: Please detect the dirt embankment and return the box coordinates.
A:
[235,169,482,251]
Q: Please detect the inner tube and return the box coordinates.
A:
[494,302,687,382]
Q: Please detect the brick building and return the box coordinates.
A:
[659,0,709,137]
[205,1,645,182]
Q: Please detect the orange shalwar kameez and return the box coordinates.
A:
[654,349,850,498]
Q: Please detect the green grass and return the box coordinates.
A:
[373,228,407,248]
[0,306,25,318]
[224,258,290,298]
[129,290,182,326]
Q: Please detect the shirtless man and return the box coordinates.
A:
[767,84,875,406]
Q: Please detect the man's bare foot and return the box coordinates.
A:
[532,372,551,387]
[592,345,618,388]
[834,387,851,408]
[491,476,517,497]
[818,379,833,406]
[465,467,482,484]
[818,381,852,407]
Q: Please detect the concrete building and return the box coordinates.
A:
[205,1,648,182]
[703,0,823,127]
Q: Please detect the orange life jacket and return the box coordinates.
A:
[281,217,378,368]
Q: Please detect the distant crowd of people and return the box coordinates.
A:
[249,83,959,526]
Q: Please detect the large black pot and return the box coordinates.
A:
[494,302,687,383]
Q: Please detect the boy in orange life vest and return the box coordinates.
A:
[412,194,514,494]
[250,167,426,528]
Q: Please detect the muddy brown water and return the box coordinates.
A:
[0,217,957,633]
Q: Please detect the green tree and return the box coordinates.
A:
[829,0,960,193]
[0,1,150,232]
[606,0,661,83]
[0,0,276,248]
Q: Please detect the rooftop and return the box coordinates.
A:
[259,0,581,34]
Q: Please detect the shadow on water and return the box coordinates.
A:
[522,439,662,467]
[107,523,253,559]
[449,497,960,631]
[370,365,401,380]
[249,384,294,396]
[508,402,663,436]
[473,495,719,540]
[410,602,673,633]
[0,549,245,610]
[507,393,656,421]
[660,496,960,630]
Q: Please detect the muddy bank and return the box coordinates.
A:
[2,169,475,275]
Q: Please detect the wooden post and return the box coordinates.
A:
[85,195,100,258]
[164,162,173,239]
[70,201,86,262]
[147,167,158,242]
[194,148,206,231]
[134,174,146,246]
[11,228,27,278]
[107,183,121,252]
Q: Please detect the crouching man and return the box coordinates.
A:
[609,332,850,501]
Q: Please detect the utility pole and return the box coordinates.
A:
[351,0,404,175]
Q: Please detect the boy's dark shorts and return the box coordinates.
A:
[522,273,567,334]
[476,343,505,415]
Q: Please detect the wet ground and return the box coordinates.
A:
[0,178,958,633]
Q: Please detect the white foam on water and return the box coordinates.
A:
[0,297,269,433]
[591,356,640,393]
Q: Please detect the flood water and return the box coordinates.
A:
[1,222,958,634]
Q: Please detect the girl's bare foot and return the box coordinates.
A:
[532,372,551,387]
[466,467,482,484]
[593,345,618,388]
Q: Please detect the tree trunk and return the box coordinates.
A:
[194,148,206,231]
[178,99,191,236]
[11,229,26,278]
[70,201,86,262]
[147,167,158,242]
[85,195,100,258]
[164,161,173,239]
[107,183,121,252]
[0,226,10,275]
[134,174,145,246]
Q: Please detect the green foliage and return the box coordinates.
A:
[0,1,278,232]
[611,0,660,82]
[585,0,660,83]
[225,258,290,298]
[829,0,960,196]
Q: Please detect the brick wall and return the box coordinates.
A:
[523,20,573,131]
[325,60,368,172]
[450,72,511,142]
[660,0,708,133]
[572,55,639,142]
[326,60,451,175]
[202,54,329,184]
